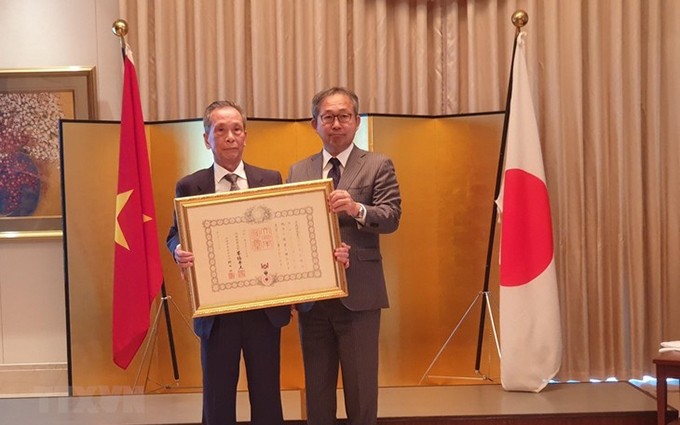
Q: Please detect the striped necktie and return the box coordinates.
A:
[328,157,341,189]
[224,173,239,191]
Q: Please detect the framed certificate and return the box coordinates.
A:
[175,178,347,318]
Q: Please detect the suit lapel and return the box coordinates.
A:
[338,147,366,190]
[195,167,215,195]
[308,152,324,180]
[244,163,263,188]
[244,162,278,189]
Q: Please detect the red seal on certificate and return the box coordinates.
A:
[260,274,274,286]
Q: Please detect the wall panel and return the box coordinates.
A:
[61,113,503,395]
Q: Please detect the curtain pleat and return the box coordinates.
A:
[660,1,680,349]
[119,0,680,381]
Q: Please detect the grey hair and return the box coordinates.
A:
[311,87,359,119]
[203,100,247,133]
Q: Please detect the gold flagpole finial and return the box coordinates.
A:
[112,19,129,49]
[511,10,528,36]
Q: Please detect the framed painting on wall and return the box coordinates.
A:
[0,67,97,239]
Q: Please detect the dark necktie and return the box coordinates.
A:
[328,157,341,189]
[224,173,240,191]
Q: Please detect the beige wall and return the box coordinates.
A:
[0,239,66,364]
[0,0,123,119]
[0,0,121,368]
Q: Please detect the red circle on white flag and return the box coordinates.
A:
[500,169,554,286]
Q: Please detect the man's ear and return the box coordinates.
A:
[203,133,210,149]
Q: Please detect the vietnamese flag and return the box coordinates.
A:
[497,32,562,392]
[113,45,163,369]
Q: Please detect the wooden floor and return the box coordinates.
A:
[0,381,676,425]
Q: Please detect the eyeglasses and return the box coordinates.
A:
[318,113,354,125]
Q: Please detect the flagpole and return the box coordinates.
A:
[419,10,529,385]
[112,19,181,385]
[160,281,181,381]
[472,10,528,375]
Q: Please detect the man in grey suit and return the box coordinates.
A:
[287,87,402,425]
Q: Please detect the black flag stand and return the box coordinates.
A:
[133,280,197,392]
[419,11,528,385]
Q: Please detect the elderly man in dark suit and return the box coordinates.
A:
[287,87,402,425]
[166,100,290,425]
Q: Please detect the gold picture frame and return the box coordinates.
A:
[175,178,348,318]
[0,67,97,240]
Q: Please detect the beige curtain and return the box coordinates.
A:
[120,0,680,381]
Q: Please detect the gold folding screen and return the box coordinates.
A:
[61,113,503,395]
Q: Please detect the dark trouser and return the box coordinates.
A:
[299,299,381,425]
[201,309,283,425]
